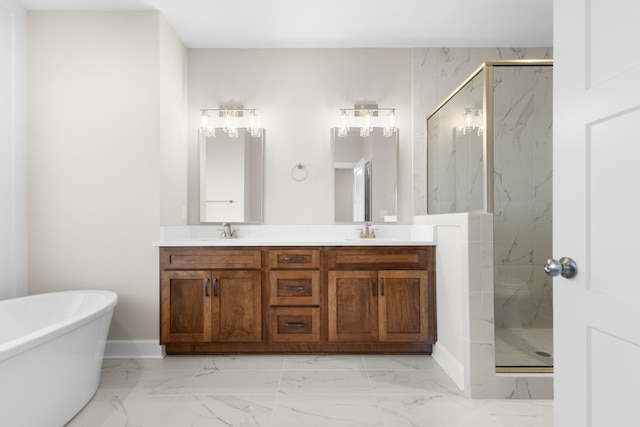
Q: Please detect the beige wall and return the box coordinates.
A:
[159,16,189,226]
[0,0,27,300]
[187,48,413,225]
[27,11,187,339]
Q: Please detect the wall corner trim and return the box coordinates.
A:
[432,343,465,391]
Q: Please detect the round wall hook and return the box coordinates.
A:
[291,163,308,181]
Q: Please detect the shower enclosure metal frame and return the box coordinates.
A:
[427,59,552,216]
[426,59,554,373]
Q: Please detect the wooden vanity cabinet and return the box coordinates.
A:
[160,245,435,354]
[327,247,435,346]
[160,248,262,349]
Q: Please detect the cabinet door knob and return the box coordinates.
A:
[204,277,210,297]
[213,277,219,297]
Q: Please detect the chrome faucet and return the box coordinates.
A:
[220,222,237,239]
[359,221,376,239]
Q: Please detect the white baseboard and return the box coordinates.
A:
[432,343,465,391]
[104,340,166,359]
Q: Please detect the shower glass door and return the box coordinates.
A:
[492,64,553,370]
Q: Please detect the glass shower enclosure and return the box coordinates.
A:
[426,60,553,371]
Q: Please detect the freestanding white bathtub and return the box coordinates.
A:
[0,290,117,427]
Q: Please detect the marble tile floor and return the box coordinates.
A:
[495,328,554,368]
[66,354,553,427]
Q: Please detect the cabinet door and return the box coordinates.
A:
[328,270,378,342]
[160,270,211,343]
[211,270,262,343]
[378,270,430,342]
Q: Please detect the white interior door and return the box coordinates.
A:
[554,1,640,426]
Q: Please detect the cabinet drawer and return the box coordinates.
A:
[270,307,320,343]
[327,247,432,270]
[161,248,261,270]
[269,270,320,306]
[269,249,320,269]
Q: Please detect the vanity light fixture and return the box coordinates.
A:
[337,103,397,138]
[457,107,484,136]
[199,104,261,138]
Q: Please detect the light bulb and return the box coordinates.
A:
[249,109,257,129]
[464,109,473,128]
[338,110,349,137]
[474,109,484,136]
[200,111,214,137]
[384,109,397,137]
[340,110,348,128]
[360,111,373,137]
[248,110,261,137]
[222,110,238,137]
[224,112,232,131]
[201,111,209,129]
[364,111,372,128]
[387,109,396,128]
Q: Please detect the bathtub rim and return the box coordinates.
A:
[0,290,118,363]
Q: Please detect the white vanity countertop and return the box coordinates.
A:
[154,224,437,247]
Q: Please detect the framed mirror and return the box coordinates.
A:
[199,128,264,223]
[332,127,398,223]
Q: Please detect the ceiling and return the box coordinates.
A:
[16,0,553,48]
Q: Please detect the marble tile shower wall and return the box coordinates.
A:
[493,65,553,329]
[412,47,553,216]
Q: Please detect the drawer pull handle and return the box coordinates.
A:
[204,277,210,297]
[372,278,378,296]
[381,277,385,296]
[213,277,219,297]
[284,256,305,262]
[284,285,306,291]
[284,322,306,328]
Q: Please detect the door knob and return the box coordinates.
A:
[544,257,578,279]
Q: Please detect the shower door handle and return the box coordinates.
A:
[544,257,578,279]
